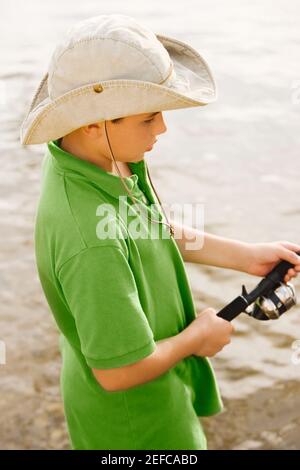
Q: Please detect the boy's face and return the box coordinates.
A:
[80,111,167,163]
[108,111,167,161]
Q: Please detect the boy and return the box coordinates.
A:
[20,14,300,450]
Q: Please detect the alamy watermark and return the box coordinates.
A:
[95,197,205,250]
[291,80,300,105]
[0,340,6,365]
[291,339,300,365]
[0,79,6,108]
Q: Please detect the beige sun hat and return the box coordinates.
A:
[20,13,217,145]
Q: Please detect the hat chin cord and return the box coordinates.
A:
[103,120,174,238]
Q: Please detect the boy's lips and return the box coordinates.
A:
[146,139,157,150]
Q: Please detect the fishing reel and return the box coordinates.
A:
[217,252,299,322]
[244,281,296,320]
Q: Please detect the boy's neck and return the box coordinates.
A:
[59,137,133,177]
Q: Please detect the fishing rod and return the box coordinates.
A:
[217,252,300,322]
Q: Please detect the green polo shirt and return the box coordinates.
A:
[34,139,223,450]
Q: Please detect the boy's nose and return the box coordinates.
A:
[156,114,167,135]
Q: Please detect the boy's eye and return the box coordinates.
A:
[144,118,154,124]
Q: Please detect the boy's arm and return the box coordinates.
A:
[92,330,192,392]
[92,306,234,392]
[170,218,251,272]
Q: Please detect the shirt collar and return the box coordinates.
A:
[47,139,155,202]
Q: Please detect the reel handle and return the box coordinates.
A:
[216,297,246,322]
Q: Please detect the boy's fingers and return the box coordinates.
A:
[281,249,300,265]
[279,241,300,254]
[284,268,298,282]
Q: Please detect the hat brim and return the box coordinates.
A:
[20,34,217,145]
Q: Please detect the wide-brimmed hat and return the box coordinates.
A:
[20,14,217,145]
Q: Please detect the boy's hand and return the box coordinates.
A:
[184,308,235,357]
[245,241,300,283]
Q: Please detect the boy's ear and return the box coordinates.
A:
[82,122,104,137]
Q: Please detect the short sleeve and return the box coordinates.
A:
[57,245,156,369]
